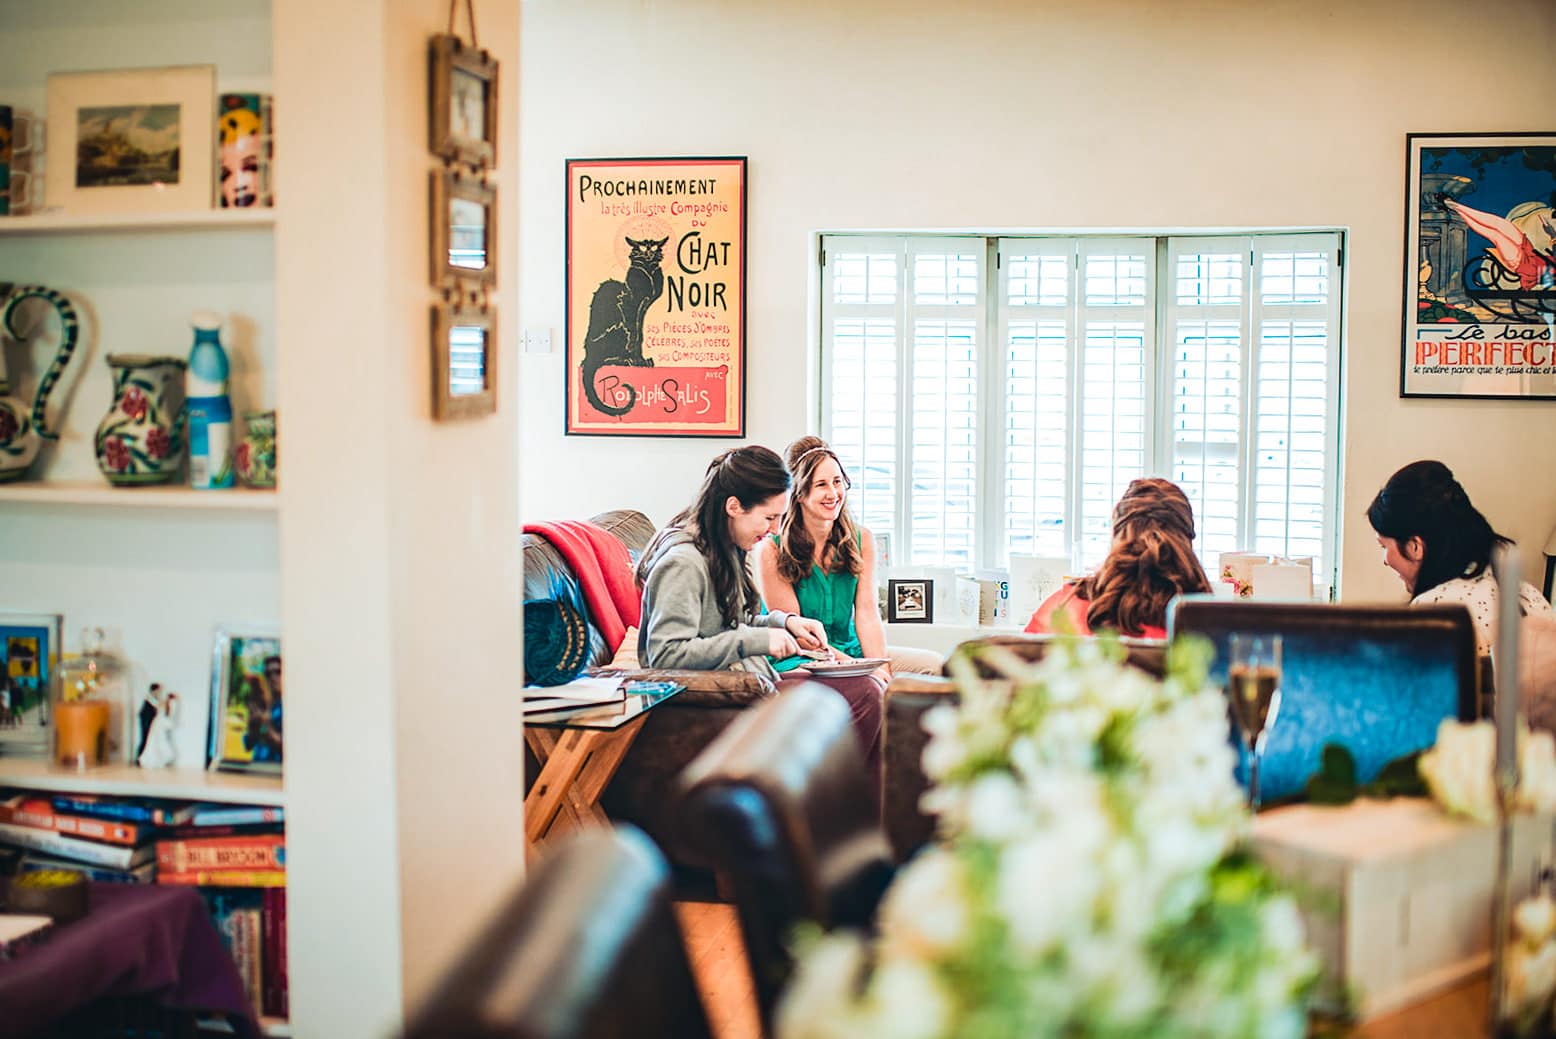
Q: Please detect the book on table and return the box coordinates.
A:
[522,674,626,716]
[0,914,52,961]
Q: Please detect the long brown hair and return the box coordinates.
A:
[1075,478,1212,636]
[775,436,862,584]
[636,446,791,628]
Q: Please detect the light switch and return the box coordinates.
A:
[523,327,554,353]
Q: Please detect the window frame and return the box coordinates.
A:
[817,229,1346,590]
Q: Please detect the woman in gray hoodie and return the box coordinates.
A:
[637,446,885,781]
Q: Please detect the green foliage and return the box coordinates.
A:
[1304,744,1425,806]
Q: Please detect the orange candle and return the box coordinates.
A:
[55,701,109,769]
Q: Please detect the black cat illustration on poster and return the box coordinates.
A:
[578,236,668,417]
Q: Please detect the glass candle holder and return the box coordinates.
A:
[54,627,124,766]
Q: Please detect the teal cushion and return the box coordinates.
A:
[524,599,590,686]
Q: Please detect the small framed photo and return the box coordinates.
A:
[208,628,283,775]
[0,613,61,757]
[431,303,497,420]
[428,34,498,169]
[887,579,934,624]
[430,168,496,289]
[45,65,216,215]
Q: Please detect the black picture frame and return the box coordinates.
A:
[1401,131,1556,400]
[887,579,933,624]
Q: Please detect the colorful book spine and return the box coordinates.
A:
[0,795,147,846]
[186,805,284,827]
[17,853,155,885]
[0,821,153,869]
[48,795,196,826]
[261,887,287,1016]
[157,834,285,874]
[159,868,286,888]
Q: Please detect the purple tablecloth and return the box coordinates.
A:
[0,883,258,1039]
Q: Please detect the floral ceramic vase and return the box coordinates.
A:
[236,410,276,488]
[94,355,187,486]
[0,285,82,483]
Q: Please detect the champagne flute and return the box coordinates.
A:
[1227,633,1283,810]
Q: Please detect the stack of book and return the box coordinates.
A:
[155,807,287,1018]
[0,792,173,883]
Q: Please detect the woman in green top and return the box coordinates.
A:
[754,436,942,686]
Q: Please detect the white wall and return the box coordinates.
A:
[518,0,1556,602]
[276,0,524,1032]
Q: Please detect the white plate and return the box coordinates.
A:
[799,657,889,678]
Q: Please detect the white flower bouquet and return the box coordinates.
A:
[777,636,1318,1039]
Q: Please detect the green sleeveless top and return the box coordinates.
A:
[769,531,864,673]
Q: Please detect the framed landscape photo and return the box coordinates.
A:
[1403,132,1556,400]
[45,65,216,215]
[887,579,933,624]
[0,612,60,758]
[428,34,498,169]
[565,156,747,437]
[430,302,497,420]
[208,628,282,775]
[430,168,496,289]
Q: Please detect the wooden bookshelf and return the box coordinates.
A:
[0,761,283,806]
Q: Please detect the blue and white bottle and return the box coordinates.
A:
[186,311,234,489]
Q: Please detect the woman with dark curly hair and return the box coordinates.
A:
[1367,459,1552,655]
[1024,478,1213,638]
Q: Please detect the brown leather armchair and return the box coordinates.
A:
[677,682,895,1036]
[403,825,712,1039]
[522,510,777,867]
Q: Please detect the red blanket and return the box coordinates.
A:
[524,520,641,652]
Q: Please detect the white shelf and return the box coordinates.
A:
[0,761,283,806]
[0,209,275,237]
[0,481,277,511]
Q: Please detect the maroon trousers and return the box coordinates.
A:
[776,671,885,800]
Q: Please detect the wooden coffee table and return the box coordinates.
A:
[523,684,682,851]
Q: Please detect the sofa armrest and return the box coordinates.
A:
[587,666,777,708]
[883,674,960,863]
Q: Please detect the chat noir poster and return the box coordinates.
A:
[566,157,746,435]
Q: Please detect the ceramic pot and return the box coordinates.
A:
[94,355,187,486]
[236,410,276,488]
[0,285,81,483]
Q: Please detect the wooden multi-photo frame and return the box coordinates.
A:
[430,303,497,420]
[430,168,496,293]
[428,34,498,170]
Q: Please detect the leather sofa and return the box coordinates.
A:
[522,510,777,868]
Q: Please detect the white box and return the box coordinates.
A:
[1252,798,1552,1020]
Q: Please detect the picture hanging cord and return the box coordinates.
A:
[447,0,479,49]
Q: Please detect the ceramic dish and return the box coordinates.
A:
[800,657,889,677]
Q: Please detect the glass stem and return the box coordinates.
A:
[1249,749,1262,811]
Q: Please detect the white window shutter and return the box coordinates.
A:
[1165,237,1248,567]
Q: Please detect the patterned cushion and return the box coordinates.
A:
[523,599,590,686]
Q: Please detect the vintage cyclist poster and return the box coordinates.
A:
[1404,133,1556,399]
[565,156,746,436]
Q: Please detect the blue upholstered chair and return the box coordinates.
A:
[1168,598,1478,803]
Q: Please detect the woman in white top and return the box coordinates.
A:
[1367,459,1554,655]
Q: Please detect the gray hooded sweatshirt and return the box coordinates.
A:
[637,527,791,680]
